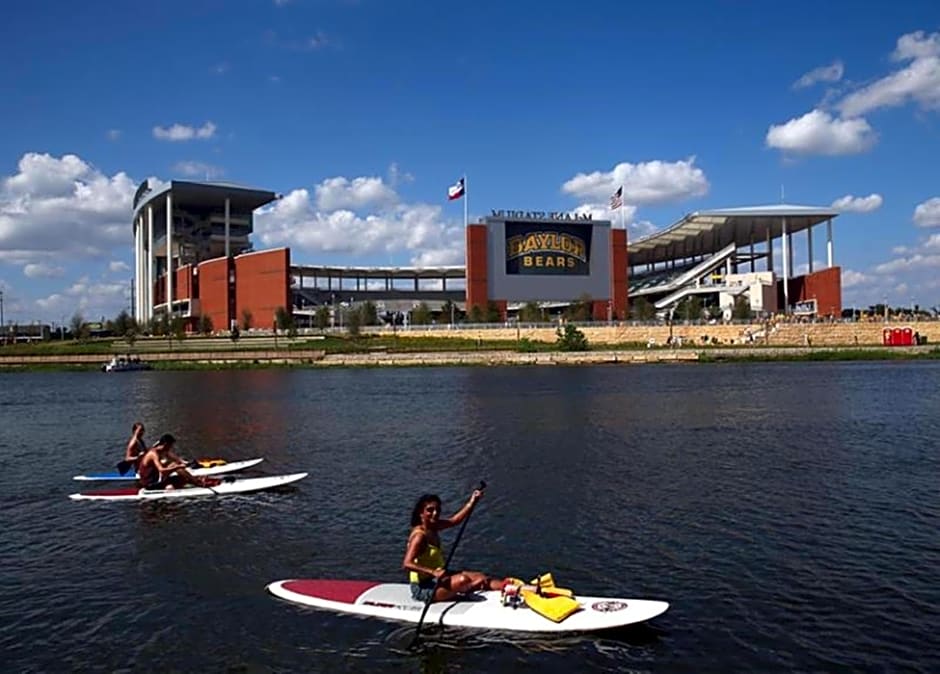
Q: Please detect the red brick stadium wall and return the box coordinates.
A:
[174,265,193,300]
[234,248,291,330]
[466,225,488,314]
[785,266,842,317]
[610,228,628,320]
[198,258,233,331]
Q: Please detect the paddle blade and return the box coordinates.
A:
[115,460,134,476]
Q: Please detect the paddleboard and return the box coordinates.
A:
[265,579,669,633]
[72,457,264,481]
[69,472,307,501]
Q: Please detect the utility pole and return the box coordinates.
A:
[0,289,4,331]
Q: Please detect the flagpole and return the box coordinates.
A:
[463,173,468,228]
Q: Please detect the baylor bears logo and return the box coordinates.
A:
[591,601,628,612]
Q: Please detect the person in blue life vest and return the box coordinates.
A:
[136,434,219,490]
[402,489,509,602]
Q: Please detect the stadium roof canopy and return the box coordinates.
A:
[628,204,840,268]
[292,264,467,280]
[132,180,279,219]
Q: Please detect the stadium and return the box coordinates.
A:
[130,180,842,330]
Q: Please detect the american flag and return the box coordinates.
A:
[609,186,623,210]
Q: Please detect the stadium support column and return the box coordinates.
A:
[781,217,789,313]
[826,218,833,268]
[807,226,814,273]
[166,193,173,317]
[134,216,141,320]
[766,227,773,273]
[224,197,231,258]
[147,205,154,322]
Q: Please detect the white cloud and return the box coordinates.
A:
[892,30,940,61]
[107,129,121,141]
[314,176,398,211]
[173,161,224,179]
[913,197,940,227]
[23,263,64,279]
[838,30,940,117]
[570,202,638,225]
[152,122,217,141]
[874,253,940,274]
[255,184,463,266]
[35,277,127,318]
[0,153,136,261]
[831,193,883,213]
[841,268,874,289]
[387,163,414,187]
[561,157,709,205]
[923,233,940,251]
[793,61,844,89]
[766,109,876,155]
[109,260,130,273]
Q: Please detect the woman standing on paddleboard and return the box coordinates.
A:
[124,422,147,469]
[403,490,508,602]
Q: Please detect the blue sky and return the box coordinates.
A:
[1,0,939,324]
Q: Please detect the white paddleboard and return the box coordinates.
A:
[266,579,668,633]
[72,457,265,481]
[69,472,308,501]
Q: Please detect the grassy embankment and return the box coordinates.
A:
[2,332,939,371]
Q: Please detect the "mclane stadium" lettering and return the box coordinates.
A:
[492,209,593,222]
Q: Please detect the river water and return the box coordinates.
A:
[0,362,937,673]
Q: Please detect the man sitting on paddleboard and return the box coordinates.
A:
[137,434,220,490]
[403,490,509,603]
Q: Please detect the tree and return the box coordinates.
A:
[411,302,432,325]
[198,314,214,335]
[346,307,362,336]
[360,300,378,326]
[69,312,89,342]
[440,299,457,325]
[518,301,542,323]
[170,316,186,342]
[152,312,170,337]
[631,297,655,321]
[732,296,752,321]
[315,306,330,330]
[275,306,294,334]
[241,309,254,331]
[468,304,485,323]
[485,301,502,323]
[556,324,588,351]
[565,293,593,322]
[675,296,703,322]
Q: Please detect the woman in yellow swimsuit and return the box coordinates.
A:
[402,489,509,602]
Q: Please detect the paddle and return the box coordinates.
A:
[115,456,142,476]
[409,480,486,648]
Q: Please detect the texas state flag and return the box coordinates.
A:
[447,177,465,201]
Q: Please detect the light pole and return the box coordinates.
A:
[0,289,4,331]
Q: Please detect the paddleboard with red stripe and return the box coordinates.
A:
[73,457,264,481]
[266,579,669,632]
[69,472,307,501]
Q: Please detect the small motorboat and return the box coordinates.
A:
[102,355,152,372]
